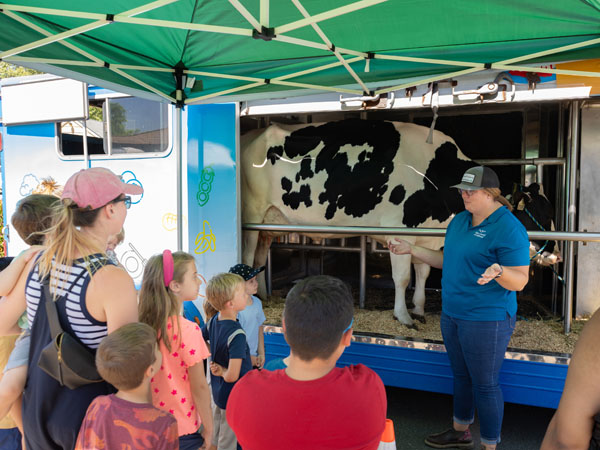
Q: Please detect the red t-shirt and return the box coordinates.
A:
[75,394,179,450]
[227,364,387,450]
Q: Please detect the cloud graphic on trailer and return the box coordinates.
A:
[203,142,235,168]
[20,174,40,196]
[120,170,143,204]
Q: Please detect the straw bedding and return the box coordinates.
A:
[263,287,585,354]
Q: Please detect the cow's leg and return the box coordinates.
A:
[253,233,273,300]
[411,262,430,323]
[242,230,259,267]
[242,229,270,300]
[389,252,414,327]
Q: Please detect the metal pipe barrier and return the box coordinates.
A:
[564,102,580,334]
[474,157,565,166]
[243,224,600,242]
[245,222,596,331]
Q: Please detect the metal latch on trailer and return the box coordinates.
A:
[452,73,516,103]
[339,92,395,110]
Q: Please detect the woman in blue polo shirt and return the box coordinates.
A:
[389,166,529,450]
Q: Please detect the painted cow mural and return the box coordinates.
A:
[241,119,474,326]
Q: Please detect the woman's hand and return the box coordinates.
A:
[388,238,413,255]
[477,263,503,285]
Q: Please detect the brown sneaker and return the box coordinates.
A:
[424,428,474,449]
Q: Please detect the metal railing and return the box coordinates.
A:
[243,223,600,241]
[243,223,597,331]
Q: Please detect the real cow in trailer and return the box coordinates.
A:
[241,119,474,326]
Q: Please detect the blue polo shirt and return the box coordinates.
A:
[442,206,530,321]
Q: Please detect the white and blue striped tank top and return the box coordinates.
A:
[25,254,114,349]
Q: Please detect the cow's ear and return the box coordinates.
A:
[512,191,525,205]
[528,183,540,195]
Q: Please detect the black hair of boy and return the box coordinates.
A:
[283,275,354,361]
[11,194,59,245]
[95,322,157,391]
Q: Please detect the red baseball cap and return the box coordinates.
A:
[62,167,143,209]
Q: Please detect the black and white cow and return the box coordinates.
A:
[241,119,562,326]
[511,183,562,266]
[241,119,474,326]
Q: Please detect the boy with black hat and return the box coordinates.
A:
[228,264,266,369]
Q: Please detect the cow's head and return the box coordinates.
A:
[510,183,562,266]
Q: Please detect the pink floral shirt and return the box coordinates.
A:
[151,316,210,435]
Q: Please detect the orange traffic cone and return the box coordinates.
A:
[377,418,396,449]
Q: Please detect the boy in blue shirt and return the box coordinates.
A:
[228,264,266,369]
[202,273,252,450]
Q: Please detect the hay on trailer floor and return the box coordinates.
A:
[263,290,585,354]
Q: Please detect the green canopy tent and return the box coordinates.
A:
[2,0,600,104]
[2,0,600,249]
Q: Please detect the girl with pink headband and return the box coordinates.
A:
[138,250,213,450]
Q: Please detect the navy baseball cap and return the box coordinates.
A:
[451,166,500,190]
[229,264,265,281]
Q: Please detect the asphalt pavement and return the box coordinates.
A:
[386,386,555,449]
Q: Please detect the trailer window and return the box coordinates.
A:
[58,96,170,158]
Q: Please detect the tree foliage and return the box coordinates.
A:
[0,62,41,79]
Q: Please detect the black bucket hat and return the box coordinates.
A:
[451,166,500,190]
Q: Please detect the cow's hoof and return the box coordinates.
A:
[393,314,418,329]
[410,313,426,324]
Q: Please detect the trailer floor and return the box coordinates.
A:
[387,385,554,449]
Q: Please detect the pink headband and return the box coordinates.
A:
[163,250,174,287]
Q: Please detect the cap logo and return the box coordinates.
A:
[462,173,475,184]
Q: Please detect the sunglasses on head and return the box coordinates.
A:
[111,196,132,209]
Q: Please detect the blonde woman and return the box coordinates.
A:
[0,167,141,450]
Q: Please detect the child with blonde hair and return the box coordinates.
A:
[202,273,253,450]
[138,250,213,450]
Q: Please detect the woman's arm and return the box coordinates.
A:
[188,362,214,446]
[387,238,443,269]
[477,263,529,291]
[87,265,138,333]
[541,310,600,449]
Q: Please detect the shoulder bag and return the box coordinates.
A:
[37,277,103,389]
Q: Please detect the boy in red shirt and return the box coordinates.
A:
[76,323,179,450]
[227,275,387,450]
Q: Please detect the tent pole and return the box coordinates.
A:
[260,0,269,26]
[175,105,183,251]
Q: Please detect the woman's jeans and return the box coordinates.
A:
[440,312,516,445]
